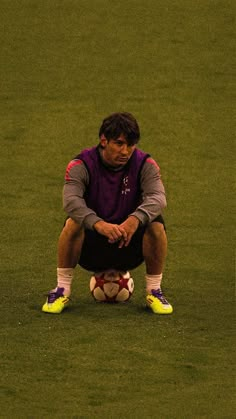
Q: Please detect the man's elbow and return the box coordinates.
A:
[63,198,77,215]
[158,194,167,211]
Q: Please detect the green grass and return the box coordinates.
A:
[1,0,235,418]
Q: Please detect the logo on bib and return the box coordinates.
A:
[122,176,130,195]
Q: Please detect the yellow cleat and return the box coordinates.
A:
[146,289,173,314]
[42,287,70,314]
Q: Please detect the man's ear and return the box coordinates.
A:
[100,134,108,148]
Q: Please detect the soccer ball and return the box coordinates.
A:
[90,270,134,303]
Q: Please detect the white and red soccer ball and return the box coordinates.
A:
[90,270,134,302]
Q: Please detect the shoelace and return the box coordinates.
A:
[47,290,64,303]
[46,288,71,304]
[45,287,65,303]
[151,289,169,305]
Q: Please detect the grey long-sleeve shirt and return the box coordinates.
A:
[63,154,167,229]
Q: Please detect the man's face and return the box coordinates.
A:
[100,134,136,167]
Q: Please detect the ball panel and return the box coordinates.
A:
[122,271,131,279]
[90,271,134,303]
[89,276,96,291]
[115,287,130,302]
[93,286,106,301]
[127,278,134,292]
[103,281,120,297]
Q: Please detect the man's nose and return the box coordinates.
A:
[121,144,129,154]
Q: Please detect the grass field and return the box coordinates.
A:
[1,0,235,418]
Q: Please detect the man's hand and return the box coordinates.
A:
[94,220,127,243]
[118,216,140,248]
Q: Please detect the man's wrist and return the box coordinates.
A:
[128,215,141,227]
[93,219,105,232]
[84,214,103,230]
[129,210,148,226]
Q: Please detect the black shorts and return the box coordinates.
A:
[78,215,165,272]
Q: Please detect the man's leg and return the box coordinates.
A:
[143,222,173,314]
[143,221,167,276]
[42,218,84,314]
[58,218,85,268]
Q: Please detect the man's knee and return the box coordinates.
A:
[144,221,166,241]
[63,218,84,238]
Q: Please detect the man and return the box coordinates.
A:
[42,112,173,314]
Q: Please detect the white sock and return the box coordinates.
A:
[145,274,162,294]
[56,267,74,297]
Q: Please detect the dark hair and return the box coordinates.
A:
[99,112,140,145]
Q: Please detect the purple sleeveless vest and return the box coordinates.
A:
[77,147,149,223]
